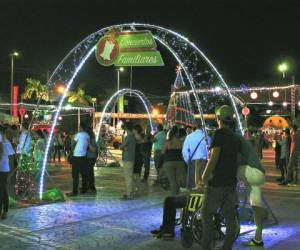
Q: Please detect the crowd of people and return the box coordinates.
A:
[1,104,299,249]
[0,122,46,219]
[275,125,300,185]
[119,121,208,200]
[0,121,99,218]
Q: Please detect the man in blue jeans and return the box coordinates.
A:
[201,105,241,250]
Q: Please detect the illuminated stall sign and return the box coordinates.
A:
[95,30,164,67]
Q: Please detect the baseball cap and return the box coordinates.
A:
[215,105,234,122]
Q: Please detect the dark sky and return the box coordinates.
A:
[0,0,299,103]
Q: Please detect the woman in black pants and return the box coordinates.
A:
[0,125,15,219]
[133,124,144,195]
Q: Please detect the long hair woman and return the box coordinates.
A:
[132,124,144,195]
[162,126,185,195]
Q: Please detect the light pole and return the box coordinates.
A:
[114,67,124,127]
[10,51,19,115]
[92,97,97,129]
[278,62,288,78]
[117,67,124,91]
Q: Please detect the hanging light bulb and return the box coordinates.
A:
[250,91,258,99]
[268,101,274,106]
[298,101,300,107]
[283,101,288,107]
[272,91,280,98]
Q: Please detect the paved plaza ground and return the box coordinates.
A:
[1,149,300,250]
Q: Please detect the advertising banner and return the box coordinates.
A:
[96,30,164,67]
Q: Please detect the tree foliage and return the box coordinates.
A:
[67,87,92,106]
[23,78,49,101]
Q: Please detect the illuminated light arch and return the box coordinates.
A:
[36,23,243,199]
[96,88,154,140]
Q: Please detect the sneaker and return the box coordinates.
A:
[276,177,284,182]
[66,192,78,197]
[151,227,163,236]
[156,231,175,240]
[1,212,7,220]
[243,238,264,247]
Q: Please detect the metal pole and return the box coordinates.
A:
[117,70,120,126]
[10,56,14,115]
[78,108,80,132]
[291,76,296,121]
[117,70,120,91]
[129,66,133,97]
[92,102,95,129]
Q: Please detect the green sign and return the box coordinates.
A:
[116,31,156,49]
[95,30,164,67]
[115,51,164,67]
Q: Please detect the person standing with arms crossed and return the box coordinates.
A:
[120,122,136,200]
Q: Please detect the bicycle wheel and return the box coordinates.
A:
[191,206,240,245]
[191,206,203,244]
[181,208,194,248]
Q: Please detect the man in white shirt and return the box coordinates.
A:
[182,123,210,188]
[0,124,15,219]
[68,123,90,196]
[17,122,31,155]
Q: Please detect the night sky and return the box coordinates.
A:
[0,0,299,104]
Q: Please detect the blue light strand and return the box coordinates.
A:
[37,23,244,199]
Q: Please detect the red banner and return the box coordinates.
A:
[13,85,19,117]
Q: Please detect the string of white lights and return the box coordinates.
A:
[37,23,246,199]
[176,84,299,95]
[0,102,93,111]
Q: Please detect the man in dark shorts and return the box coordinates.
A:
[201,105,241,250]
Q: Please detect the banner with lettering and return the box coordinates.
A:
[95,30,164,67]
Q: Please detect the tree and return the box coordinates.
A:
[23,78,49,101]
[67,86,92,106]
[67,87,92,130]
[166,67,196,127]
